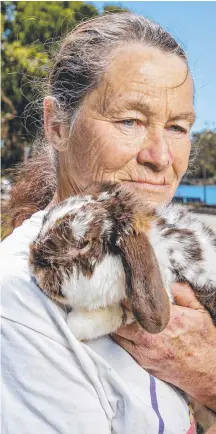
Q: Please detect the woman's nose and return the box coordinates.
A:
[137,131,174,171]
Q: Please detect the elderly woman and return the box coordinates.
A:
[1,12,216,434]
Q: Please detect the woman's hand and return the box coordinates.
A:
[112,283,216,411]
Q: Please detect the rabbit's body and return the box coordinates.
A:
[29,182,216,432]
[29,183,216,341]
[150,205,216,321]
[29,183,170,338]
[58,206,216,342]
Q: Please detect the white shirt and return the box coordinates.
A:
[1,211,194,434]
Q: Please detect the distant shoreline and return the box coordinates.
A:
[188,205,216,216]
[180,180,216,186]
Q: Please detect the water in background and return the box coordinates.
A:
[175,185,216,205]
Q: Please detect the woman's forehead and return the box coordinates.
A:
[87,45,194,119]
[106,44,189,88]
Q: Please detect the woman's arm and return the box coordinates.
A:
[113,283,216,411]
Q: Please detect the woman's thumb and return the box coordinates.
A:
[171,283,204,310]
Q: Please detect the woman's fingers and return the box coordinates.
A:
[115,283,211,346]
[111,333,156,369]
[114,322,147,340]
[112,283,216,410]
[171,283,205,310]
[112,323,141,343]
[112,333,136,353]
[113,322,159,349]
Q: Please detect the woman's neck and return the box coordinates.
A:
[45,178,77,211]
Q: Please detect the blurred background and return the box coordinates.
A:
[1,1,216,236]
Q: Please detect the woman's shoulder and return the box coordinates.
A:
[0,210,69,343]
[1,210,46,261]
[1,209,46,298]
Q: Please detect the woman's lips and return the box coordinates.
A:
[123,180,171,192]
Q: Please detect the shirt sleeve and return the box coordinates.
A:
[1,316,111,434]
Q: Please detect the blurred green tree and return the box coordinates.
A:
[1,1,98,170]
[103,4,129,13]
[183,130,216,183]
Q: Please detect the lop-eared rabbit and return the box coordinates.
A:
[29,182,216,432]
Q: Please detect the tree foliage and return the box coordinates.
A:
[103,4,129,14]
[1,1,99,170]
[184,130,216,183]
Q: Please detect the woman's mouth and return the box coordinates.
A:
[123,179,171,193]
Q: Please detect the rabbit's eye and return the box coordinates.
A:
[80,240,90,248]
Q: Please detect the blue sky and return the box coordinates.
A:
[89,1,216,133]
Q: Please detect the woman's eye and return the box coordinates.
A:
[117,119,141,128]
[167,125,188,134]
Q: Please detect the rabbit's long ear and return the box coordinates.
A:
[119,233,170,333]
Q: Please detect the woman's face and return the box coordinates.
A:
[49,44,195,206]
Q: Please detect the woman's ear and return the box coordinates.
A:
[43,96,68,151]
[119,232,170,334]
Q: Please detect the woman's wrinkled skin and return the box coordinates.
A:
[44,44,216,411]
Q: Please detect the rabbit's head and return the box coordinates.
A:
[29,182,170,333]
